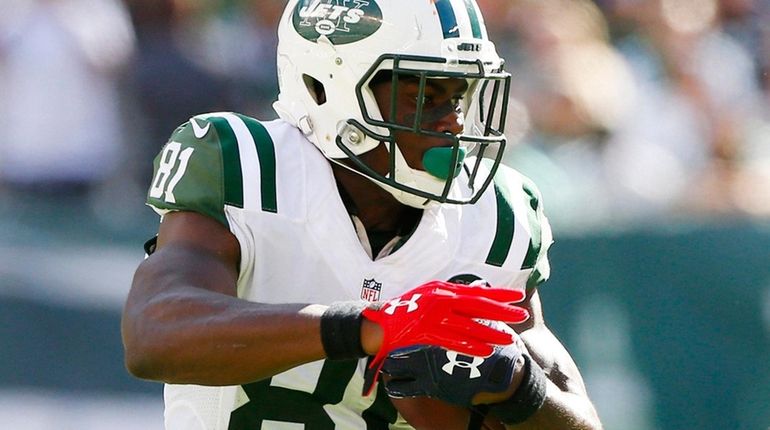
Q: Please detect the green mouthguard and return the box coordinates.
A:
[422,146,467,180]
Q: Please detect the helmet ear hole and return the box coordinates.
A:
[302,74,327,106]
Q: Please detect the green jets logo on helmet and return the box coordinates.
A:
[293,0,383,44]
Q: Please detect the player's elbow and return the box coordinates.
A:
[123,329,183,382]
[121,307,173,381]
[123,344,157,380]
[122,326,160,380]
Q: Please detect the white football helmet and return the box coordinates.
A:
[274,0,510,208]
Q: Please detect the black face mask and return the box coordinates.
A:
[402,100,461,129]
[336,53,511,206]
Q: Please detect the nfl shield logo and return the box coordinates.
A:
[360,278,382,301]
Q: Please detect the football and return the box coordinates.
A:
[390,396,505,430]
[386,321,519,429]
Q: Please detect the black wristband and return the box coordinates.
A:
[488,354,547,424]
[320,301,368,360]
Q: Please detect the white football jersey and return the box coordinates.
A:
[147,113,553,430]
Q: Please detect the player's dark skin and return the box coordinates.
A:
[121,76,601,429]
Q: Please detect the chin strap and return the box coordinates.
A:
[272,99,313,135]
[326,144,437,209]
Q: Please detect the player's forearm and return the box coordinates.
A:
[505,381,602,430]
[505,310,601,429]
[122,260,328,385]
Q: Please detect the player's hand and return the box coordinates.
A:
[361,280,528,395]
[381,322,525,406]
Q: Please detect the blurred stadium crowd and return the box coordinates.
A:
[0,0,768,232]
[0,1,769,430]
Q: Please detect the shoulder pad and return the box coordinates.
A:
[146,113,276,226]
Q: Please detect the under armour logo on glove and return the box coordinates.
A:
[361,280,528,396]
[381,322,525,406]
[442,351,485,379]
[383,293,422,314]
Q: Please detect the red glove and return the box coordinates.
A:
[361,280,528,395]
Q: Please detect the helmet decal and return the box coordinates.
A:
[292,0,383,45]
[433,0,484,39]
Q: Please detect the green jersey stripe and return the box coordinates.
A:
[521,205,541,269]
[527,267,545,290]
[230,360,360,428]
[236,114,278,213]
[209,117,244,208]
[521,184,543,269]
[485,184,515,267]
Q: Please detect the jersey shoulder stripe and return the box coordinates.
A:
[520,175,543,270]
[235,113,277,213]
[209,116,244,209]
[485,165,553,288]
[146,113,278,227]
[485,183,515,267]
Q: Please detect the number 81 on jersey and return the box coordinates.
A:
[149,142,195,204]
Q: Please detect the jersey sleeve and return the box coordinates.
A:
[492,165,554,291]
[519,174,553,290]
[146,115,240,227]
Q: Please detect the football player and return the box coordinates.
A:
[121,0,602,429]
